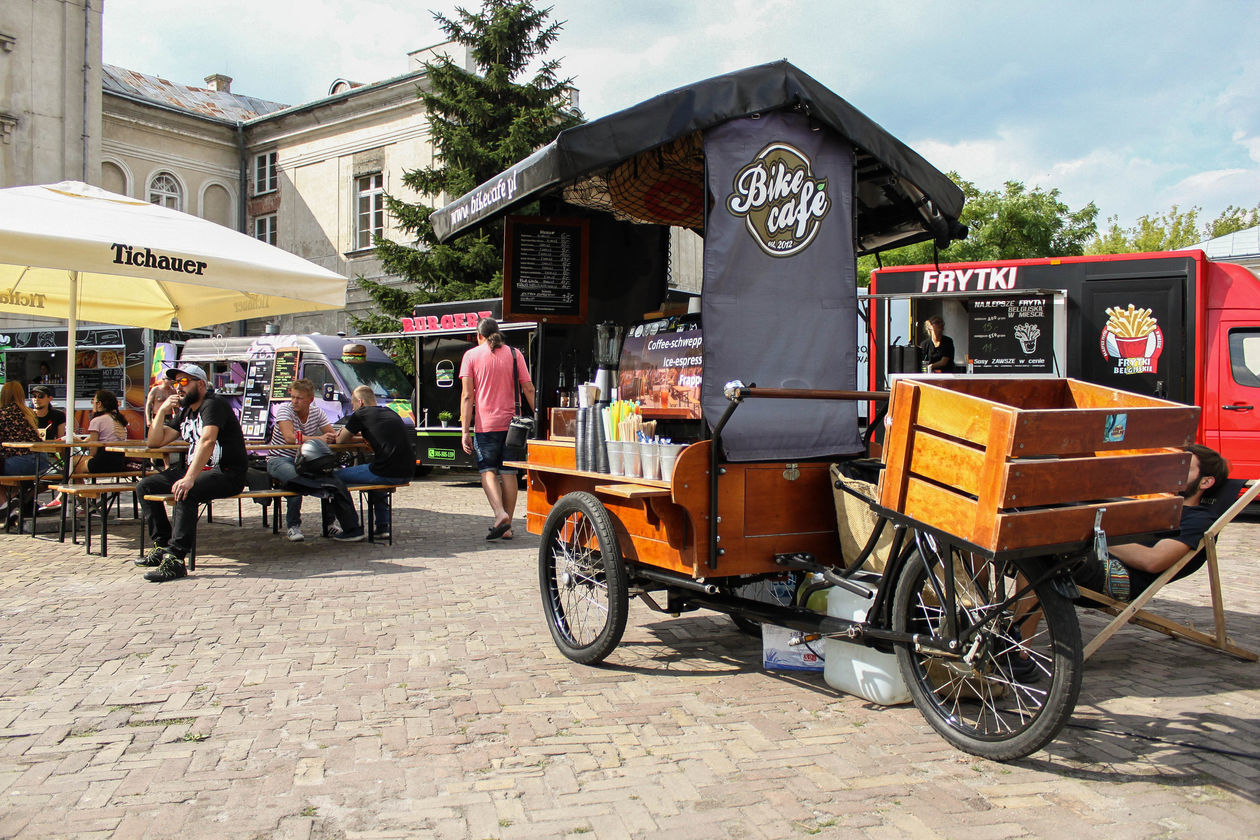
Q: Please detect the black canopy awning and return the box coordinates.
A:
[431,60,966,254]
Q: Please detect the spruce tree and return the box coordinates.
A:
[353,0,582,335]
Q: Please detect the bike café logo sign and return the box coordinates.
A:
[1100,304,1163,374]
[726,141,830,257]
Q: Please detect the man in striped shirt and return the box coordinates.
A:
[266,379,337,542]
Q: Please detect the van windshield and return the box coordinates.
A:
[332,359,413,401]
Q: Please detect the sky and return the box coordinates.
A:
[102,0,1260,235]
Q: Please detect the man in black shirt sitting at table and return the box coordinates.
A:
[30,384,66,441]
[134,363,248,582]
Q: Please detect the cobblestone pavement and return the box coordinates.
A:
[0,476,1257,839]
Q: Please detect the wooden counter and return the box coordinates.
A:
[516,439,844,579]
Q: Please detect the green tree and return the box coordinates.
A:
[1203,203,1260,240]
[859,176,1098,284]
[1088,205,1201,254]
[352,0,582,338]
[1087,202,1260,254]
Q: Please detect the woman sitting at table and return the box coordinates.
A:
[40,389,130,513]
[0,381,47,513]
[73,390,129,475]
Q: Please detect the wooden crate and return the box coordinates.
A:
[879,378,1200,553]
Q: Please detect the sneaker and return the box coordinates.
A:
[286,526,305,542]
[333,527,366,542]
[372,529,390,541]
[38,499,62,512]
[143,551,187,583]
[325,524,343,539]
[135,545,167,567]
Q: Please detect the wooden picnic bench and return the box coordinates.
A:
[336,483,408,545]
[141,489,298,570]
[51,480,144,557]
[0,473,56,534]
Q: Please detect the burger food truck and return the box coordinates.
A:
[429,61,1200,760]
[868,252,1260,479]
[363,299,537,471]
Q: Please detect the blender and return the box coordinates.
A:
[593,321,624,405]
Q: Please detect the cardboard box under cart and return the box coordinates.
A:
[878,378,1200,553]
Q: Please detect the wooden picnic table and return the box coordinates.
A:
[104,442,187,460]
[105,440,370,460]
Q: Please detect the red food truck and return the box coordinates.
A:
[868,251,1260,478]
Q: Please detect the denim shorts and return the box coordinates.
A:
[473,430,518,475]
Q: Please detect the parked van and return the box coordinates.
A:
[176,334,415,437]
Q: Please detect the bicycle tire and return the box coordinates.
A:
[892,541,1082,760]
[538,492,629,665]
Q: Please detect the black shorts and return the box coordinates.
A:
[87,449,127,474]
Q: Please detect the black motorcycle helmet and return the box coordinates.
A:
[294,438,337,477]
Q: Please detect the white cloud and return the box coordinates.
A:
[100,0,1260,230]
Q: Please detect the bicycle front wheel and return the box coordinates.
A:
[892,539,1082,761]
[538,492,629,665]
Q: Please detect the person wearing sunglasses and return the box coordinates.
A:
[134,362,248,582]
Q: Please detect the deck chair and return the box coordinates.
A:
[1079,478,1259,661]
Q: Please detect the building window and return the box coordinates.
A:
[148,172,182,211]
[356,173,384,250]
[254,214,277,246]
[254,151,277,195]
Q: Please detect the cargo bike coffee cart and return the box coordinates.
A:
[432,62,1200,760]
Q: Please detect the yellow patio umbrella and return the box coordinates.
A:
[0,181,348,439]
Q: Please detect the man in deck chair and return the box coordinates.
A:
[1073,443,1230,603]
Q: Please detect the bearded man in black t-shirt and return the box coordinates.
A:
[135,363,248,582]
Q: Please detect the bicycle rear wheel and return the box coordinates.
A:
[892,536,1081,760]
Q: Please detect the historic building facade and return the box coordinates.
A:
[2,0,459,336]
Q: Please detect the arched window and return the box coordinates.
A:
[148,172,182,211]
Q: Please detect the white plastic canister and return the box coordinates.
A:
[823,576,912,705]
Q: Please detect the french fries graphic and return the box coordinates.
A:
[1014,323,1041,342]
[1105,304,1157,338]
[1014,322,1041,353]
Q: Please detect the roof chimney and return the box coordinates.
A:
[204,74,232,93]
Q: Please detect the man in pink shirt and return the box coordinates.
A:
[460,317,535,540]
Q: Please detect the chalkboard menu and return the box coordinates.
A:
[74,366,125,399]
[240,355,275,440]
[269,348,301,401]
[967,295,1055,373]
[503,216,589,324]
